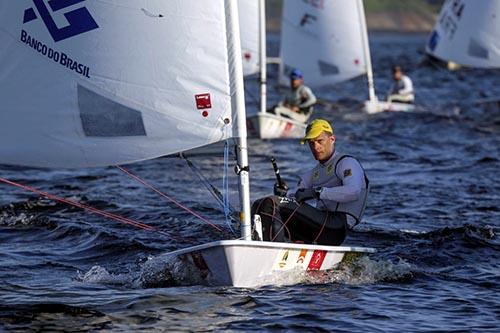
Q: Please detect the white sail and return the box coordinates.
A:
[238,0,260,76]
[426,0,500,68]
[279,0,367,87]
[0,0,241,168]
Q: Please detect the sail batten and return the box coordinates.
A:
[0,0,240,168]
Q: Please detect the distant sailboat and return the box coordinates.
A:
[0,0,374,287]
[239,0,296,139]
[248,0,370,138]
[426,0,500,70]
[241,0,308,139]
[277,0,413,116]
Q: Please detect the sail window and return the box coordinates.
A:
[468,39,489,60]
[318,60,340,76]
[78,85,147,137]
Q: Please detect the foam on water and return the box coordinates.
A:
[78,254,208,288]
[77,254,414,290]
[0,211,38,227]
[259,256,414,287]
[135,254,207,288]
[327,256,414,284]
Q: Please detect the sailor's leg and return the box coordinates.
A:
[278,202,347,245]
[388,94,414,104]
[251,196,285,241]
[267,104,279,114]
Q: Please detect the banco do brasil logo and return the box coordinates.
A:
[23,0,99,42]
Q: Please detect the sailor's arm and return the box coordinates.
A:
[296,170,313,190]
[298,86,317,109]
[281,90,294,106]
[319,158,364,203]
[387,83,397,99]
[290,169,313,197]
[398,76,414,95]
[292,171,316,201]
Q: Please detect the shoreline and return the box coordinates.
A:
[267,12,437,34]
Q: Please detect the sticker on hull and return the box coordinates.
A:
[273,248,314,271]
[307,250,327,271]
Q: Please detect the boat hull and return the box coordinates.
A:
[364,100,416,114]
[247,112,306,139]
[163,240,376,288]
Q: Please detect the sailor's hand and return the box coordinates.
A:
[273,182,289,197]
[294,188,316,202]
[292,106,300,113]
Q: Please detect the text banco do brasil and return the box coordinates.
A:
[20,30,91,78]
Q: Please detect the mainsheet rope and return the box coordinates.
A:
[0,176,171,237]
[116,166,224,232]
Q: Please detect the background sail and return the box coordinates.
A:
[279,0,367,87]
[238,0,260,76]
[426,0,500,68]
[0,0,239,168]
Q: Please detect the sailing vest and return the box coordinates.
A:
[283,85,317,112]
[302,152,370,227]
[389,75,415,102]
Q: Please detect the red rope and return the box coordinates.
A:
[313,211,329,243]
[0,176,170,237]
[271,201,302,242]
[116,166,223,232]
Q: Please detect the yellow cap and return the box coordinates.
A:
[300,119,333,144]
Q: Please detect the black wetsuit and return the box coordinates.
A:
[251,196,347,246]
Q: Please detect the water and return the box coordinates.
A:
[1,33,499,332]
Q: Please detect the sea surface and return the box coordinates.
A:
[1,33,499,332]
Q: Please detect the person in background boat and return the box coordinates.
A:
[272,69,317,122]
[251,119,369,246]
[387,65,414,104]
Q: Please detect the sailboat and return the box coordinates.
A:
[239,0,312,139]
[0,0,374,288]
[239,0,298,139]
[277,0,413,118]
[425,0,500,70]
[345,0,416,114]
[276,0,416,115]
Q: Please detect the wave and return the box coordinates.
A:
[353,223,497,248]
[0,303,110,332]
[77,253,208,289]
[77,252,415,290]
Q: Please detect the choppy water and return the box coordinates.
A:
[1,33,499,332]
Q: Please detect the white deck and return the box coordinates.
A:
[364,99,416,114]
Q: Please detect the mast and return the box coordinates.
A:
[357,0,376,102]
[227,0,252,240]
[259,0,267,114]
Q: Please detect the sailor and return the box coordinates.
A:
[272,69,317,122]
[387,65,415,104]
[252,119,369,246]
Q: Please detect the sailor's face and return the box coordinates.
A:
[393,70,402,81]
[291,78,302,89]
[308,132,335,162]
